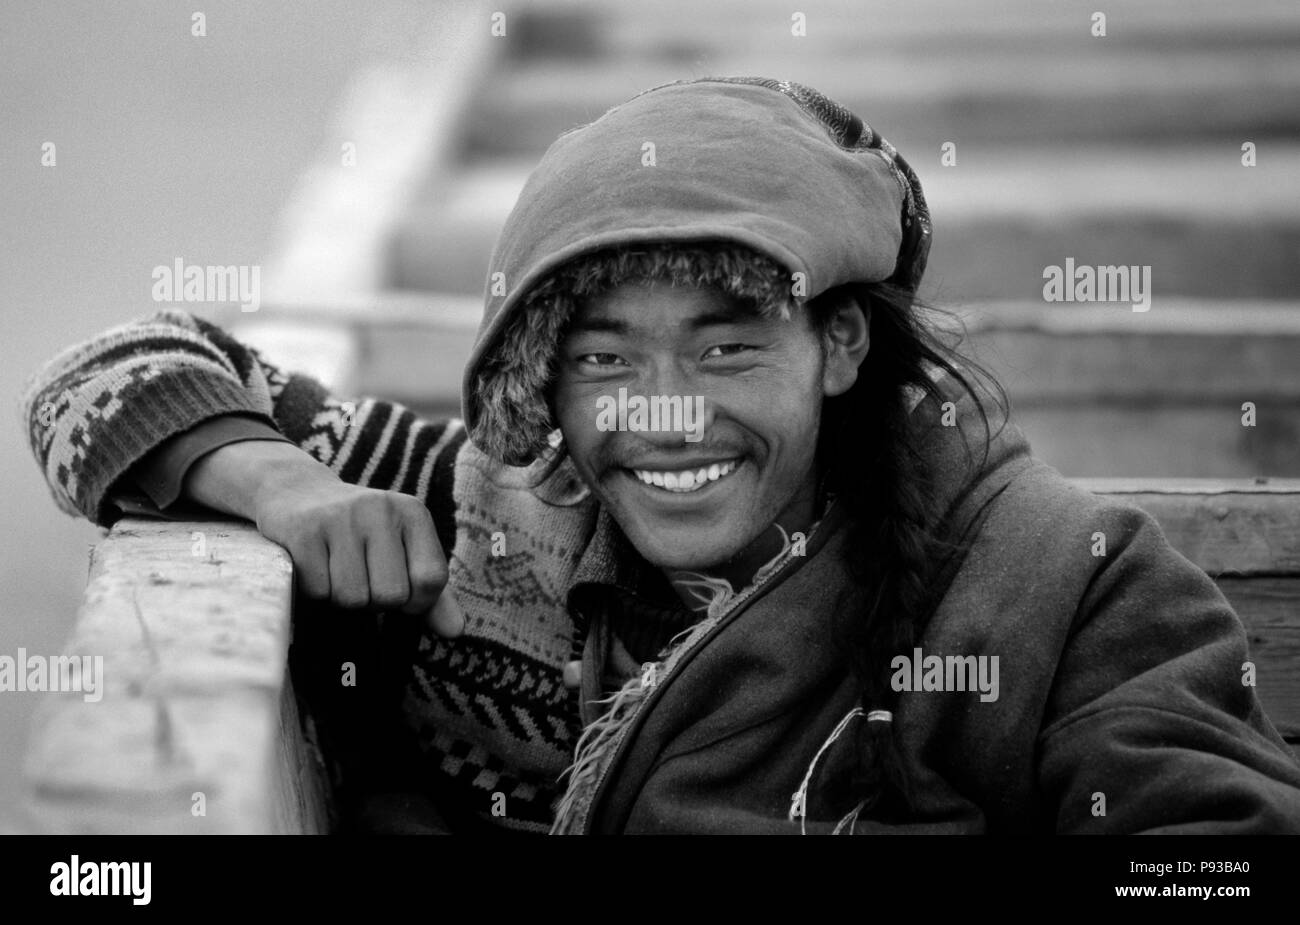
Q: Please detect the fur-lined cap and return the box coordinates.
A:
[463,77,932,466]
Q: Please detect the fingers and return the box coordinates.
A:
[427,591,466,639]
[400,512,463,638]
[365,527,411,610]
[276,487,463,637]
[399,508,447,615]
[292,530,332,601]
[326,528,371,610]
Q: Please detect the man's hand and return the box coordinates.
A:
[184,439,465,636]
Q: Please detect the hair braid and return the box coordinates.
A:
[810,281,1004,821]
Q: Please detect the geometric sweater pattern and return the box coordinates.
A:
[19,308,610,832]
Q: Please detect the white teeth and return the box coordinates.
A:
[631,459,740,493]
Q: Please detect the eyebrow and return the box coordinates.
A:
[566,307,759,337]
[566,316,630,336]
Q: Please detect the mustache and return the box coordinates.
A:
[600,441,750,470]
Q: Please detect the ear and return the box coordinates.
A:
[820,291,870,397]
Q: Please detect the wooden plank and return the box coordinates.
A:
[20,518,328,834]
[359,320,478,409]
[955,301,1300,335]
[477,0,1300,154]
[953,303,1300,400]
[583,0,1300,47]
[1075,485,1300,575]
[1078,479,1300,495]
[967,333,1300,401]
[1012,405,1300,479]
[463,66,1300,155]
[479,51,1300,122]
[234,295,480,407]
[1217,577,1300,741]
[922,216,1300,300]
[272,679,333,835]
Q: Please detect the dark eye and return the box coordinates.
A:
[577,352,628,366]
[702,344,751,359]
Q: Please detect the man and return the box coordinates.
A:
[22,77,1300,833]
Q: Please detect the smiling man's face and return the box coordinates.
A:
[553,279,866,585]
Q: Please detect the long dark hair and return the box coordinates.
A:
[527,242,1008,819]
[804,279,1009,820]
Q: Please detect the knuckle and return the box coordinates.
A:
[394,494,434,528]
[410,560,448,592]
[325,509,355,538]
[370,584,409,608]
[360,490,398,519]
[395,492,429,516]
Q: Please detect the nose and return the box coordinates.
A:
[628,361,715,447]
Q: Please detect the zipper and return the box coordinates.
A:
[580,504,845,833]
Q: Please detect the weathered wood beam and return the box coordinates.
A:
[20,518,329,834]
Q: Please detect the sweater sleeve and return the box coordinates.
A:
[18,308,467,532]
[1037,502,1300,833]
[126,412,294,510]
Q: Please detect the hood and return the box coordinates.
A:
[461,76,933,466]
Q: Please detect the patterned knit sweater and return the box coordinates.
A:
[20,307,667,832]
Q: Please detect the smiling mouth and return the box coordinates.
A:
[626,458,741,493]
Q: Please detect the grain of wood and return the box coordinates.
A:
[19,519,327,834]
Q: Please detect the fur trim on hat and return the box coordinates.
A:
[470,242,800,466]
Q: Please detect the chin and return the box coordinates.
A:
[615,510,753,573]
[635,534,737,573]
